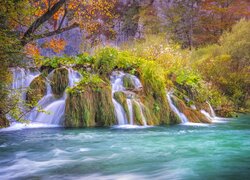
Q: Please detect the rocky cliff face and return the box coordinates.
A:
[36,0,173,56]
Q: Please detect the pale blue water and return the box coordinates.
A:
[0,115,250,180]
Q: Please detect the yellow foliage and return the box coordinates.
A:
[43,38,66,53]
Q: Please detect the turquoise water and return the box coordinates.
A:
[0,115,250,179]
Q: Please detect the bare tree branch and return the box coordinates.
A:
[30,23,79,41]
[21,0,66,45]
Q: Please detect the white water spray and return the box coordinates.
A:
[110,71,147,126]
[166,92,189,123]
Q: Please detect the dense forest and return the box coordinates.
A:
[0,0,249,127]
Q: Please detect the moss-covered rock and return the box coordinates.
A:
[50,68,69,98]
[216,108,236,118]
[65,82,116,127]
[132,100,144,125]
[141,104,155,125]
[26,75,46,105]
[95,86,116,126]
[169,111,182,124]
[196,102,214,117]
[0,116,9,128]
[172,96,211,123]
[123,74,135,90]
[143,93,170,125]
[113,91,130,123]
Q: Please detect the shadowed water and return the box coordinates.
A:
[0,115,250,179]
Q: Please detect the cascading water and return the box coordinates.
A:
[134,100,147,126]
[111,72,129,125]
[29,68,81,125]
[207,102,216,118]
[166,92,189,123]
[68,68,82,87]
[200,101,216,119]
[110,71,147,126]
[126,99,134,125]
[11,67,40,99]
[7,68,40,122]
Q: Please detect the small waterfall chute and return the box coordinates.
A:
[207,102,216,118]
[134,100,147,126]
[112,99,128,125]
[126,99,134,125]
[110,71,147,127]
[7,68,40,121]
[166,92,189,124]
[111,72,128,125]
[28,68,81,125]
[11,67,40,99]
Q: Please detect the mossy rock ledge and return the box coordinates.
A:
[123,74,136,90]
[50,68,69,98]
[172,96,211,123]
[113,91,130,123]
[26,75,46,105]
[65,83,116,128]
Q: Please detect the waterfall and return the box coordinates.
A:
[111,72,128,125]
[7,68,40,121]
[110,71,147,126]
[112,99,128,125]
[29,68,81,125]
[200,110,213,121]
[68,68,82,87]
[127,99,134,125]
[207,102,216,118]
[134,100,147,126]
[11,68,40,99]
[166,92,189,123]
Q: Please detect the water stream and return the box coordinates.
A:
[0,115,249,179]
[110,71,146,126]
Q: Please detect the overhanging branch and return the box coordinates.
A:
[21,0,66,45]
[30,23,79,41]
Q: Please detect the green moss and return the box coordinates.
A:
[142,105,155,125]
[172,96,211,123]
[123,75,135,90]
[132,100,144,125]
[113,91,130,123]
[143,93,170,125]
[26,75,46,105]
[94,86,116,126]
[65,82,116,128]
[50,68,69,98]
[0,116,9,128]
[94,47,118,76]
[169,111,182,124]
[65,86,96,127]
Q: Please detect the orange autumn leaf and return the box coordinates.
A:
[44,38,66,53]
[25,43,40,57]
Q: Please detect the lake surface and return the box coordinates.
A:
[0,115,250,180]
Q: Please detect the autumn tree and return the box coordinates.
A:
[3,0,117,54]
[0,0,118,124]
[163,0,202,49]
[195,0,250,45]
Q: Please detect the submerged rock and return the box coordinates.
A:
[26,75,46,105]
[50,68,69,98]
